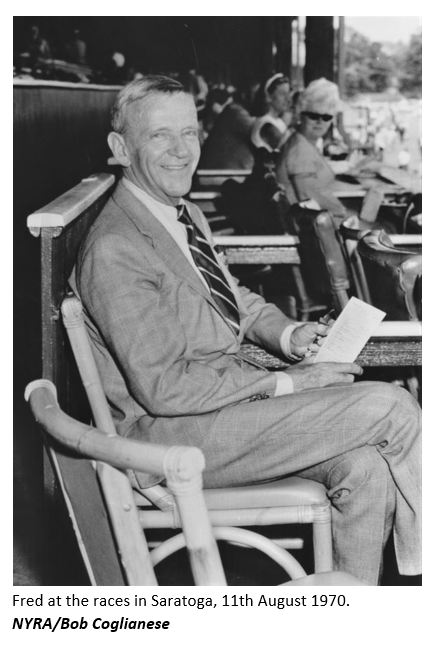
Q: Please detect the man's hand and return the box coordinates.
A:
[287,361,363,392]
[290,321,332,358]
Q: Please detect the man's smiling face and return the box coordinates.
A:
[123,91,200,205]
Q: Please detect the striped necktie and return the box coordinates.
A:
[177,205,240,334]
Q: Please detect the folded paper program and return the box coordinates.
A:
[314,297,386,363]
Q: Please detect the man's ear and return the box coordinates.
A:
[108,132,131,167]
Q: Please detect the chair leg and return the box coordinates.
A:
[291,266,311,321]
[289,266,328,321]
[391,368,420,402]
[288,296,297,319]
[406,371,420,401]
[407,377,419,400]
[332,288,350,314]
[312,503,333,573]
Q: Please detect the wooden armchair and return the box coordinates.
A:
[26,379,367,586]
[290,205,352,314]
[338,216,372,304]
[357,230,422,400]
[357,230,422,321]
[338,218,422,307]
[25,379,225,586]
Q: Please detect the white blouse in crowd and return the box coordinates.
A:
[251,114,289,152]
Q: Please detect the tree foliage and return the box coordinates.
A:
[397,32,422,95]
[344,27,421,98]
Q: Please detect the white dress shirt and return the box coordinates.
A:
[123,177,295,396]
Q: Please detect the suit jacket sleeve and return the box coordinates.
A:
[77,223,290,418]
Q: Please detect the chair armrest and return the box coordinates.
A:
[390,235,422,247]
[25,379,226,585]
[25,380,205,482]
[27,174,115,237]
[196,169,252,177]
[241,320,422,369]
[372,321,421,338]
[214,235,299,247]
[358,321,421,367]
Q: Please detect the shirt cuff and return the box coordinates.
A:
[275,371,294,396]
[280,324,303,360]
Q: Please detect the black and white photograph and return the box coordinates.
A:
[13,14,422,600]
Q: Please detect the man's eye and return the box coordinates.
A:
[152,132,166,139]
[184,129,198,137]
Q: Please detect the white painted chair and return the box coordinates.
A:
[25,379,367,586]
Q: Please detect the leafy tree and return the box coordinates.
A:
[397,31,421,95]
[344,28,394,96]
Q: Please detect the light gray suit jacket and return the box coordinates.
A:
[73,181,293,485]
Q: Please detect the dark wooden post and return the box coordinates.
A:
[337,16,346,97]
[262,17,275,80]
[304,16,335,84]
[274,17,294,76]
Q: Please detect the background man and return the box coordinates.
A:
[72,75,421,585]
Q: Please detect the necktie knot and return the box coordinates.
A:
[177,204,191,225]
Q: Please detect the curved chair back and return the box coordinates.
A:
[290,205,351,313]
[357,230,422,321]
[402,192,422,234]
[338,216,372,303]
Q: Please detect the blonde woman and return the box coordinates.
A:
[276,78,349,220]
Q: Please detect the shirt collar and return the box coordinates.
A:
[122,177,184,222]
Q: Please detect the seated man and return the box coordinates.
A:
[72,75,421,586]
[199,81,258,170]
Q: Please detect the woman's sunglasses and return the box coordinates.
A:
[302,111,333,122]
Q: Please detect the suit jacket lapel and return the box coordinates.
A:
[111,183,235,326]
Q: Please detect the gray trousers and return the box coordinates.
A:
[201,381,421,585]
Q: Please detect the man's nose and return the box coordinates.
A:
[168,134,189,157]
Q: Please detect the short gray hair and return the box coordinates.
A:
[111,75,189,134]
[296,78,341,116]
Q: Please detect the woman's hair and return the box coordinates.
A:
[295,78,341,117]
[264,73,290,96]
[252,73,290,116]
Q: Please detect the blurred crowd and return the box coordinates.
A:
[14,24,420,192]
[198,74,419,173]
[195,74,421,237]
[14,23,136,85]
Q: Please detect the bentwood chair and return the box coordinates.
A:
[290,205,352,314]
[60,293,334,578]
[25,379,225,586]
[338,216,372,304]
[357,230,421,321]
[357,230,422,400]
[25,379,367,586]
